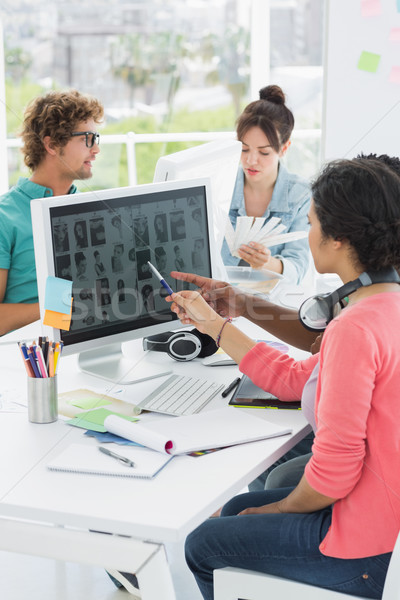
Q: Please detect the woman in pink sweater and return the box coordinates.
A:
[170,157,400,599]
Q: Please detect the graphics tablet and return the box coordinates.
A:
[229,375,301,409]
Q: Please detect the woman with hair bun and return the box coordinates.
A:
[221,84,311,284]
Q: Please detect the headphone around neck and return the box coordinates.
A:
[298,267,400,332]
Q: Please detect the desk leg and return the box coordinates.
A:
[0,519,176,599]
[137,544,176,600]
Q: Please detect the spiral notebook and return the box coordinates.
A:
[47,443,173,479]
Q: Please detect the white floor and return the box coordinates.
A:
[0,540,202,600]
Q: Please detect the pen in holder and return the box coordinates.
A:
[19,338,62,423]
[27,375,58,424]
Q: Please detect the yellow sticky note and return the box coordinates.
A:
[43,297,73,330]
[358,51,381,73]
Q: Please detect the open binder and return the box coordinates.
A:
[104,406,292,455]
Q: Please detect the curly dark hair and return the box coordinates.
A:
[311,158,400,272]
[20,89,104,171]
[236,84,294,152]
[356,152,400,176]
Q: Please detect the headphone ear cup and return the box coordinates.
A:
[167,332,202,361]
[189,328,218,358]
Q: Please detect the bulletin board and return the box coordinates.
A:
[322,0,400,161]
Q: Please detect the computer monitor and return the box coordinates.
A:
[153,138,242,280]
[31,178,216,384]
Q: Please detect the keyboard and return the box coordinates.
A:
[136,374,224,416]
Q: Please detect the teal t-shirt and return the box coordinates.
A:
[0,178,77,304]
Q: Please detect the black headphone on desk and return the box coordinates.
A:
[298,267,400,332]
[142,328,218,362]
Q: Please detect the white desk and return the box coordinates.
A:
[0,318,311,600]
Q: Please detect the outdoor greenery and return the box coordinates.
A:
[5,78,238,188]
[4,22,251,188]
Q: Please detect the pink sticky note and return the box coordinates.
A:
[389,66,400,84]
[389,28,400,42]
[361,0,382,17]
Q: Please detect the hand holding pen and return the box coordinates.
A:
[147,261,174,295]
[148,261,190,317]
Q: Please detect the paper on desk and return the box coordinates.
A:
[84,430,142,446]
[225,215,307,258]
[104,407,292,455]
[68,396,112,410]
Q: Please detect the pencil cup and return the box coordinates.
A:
[27,376,58,424]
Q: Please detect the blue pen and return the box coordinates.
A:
[27,348,41,378]
[147,261,174,295]
[19,342,29,361]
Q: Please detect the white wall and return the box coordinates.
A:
[322,0,400,161]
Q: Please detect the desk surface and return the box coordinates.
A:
[0,317,310,545]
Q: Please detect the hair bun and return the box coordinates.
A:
[259,85,285,105]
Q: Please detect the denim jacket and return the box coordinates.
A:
[221,163,311,284]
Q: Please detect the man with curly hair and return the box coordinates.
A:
[0,89,104,335]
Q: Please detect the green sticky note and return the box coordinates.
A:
[67,397,112,410]
[67,408,138,431]
[79,408,137,425]
[66,417,107,432]
[358,51,381,73]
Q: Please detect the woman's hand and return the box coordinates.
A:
[238,242,271,269]
[239,501,283,516]
[170,271,249,318]
[168,287,257,364]
[168,290,224,337]
[239,476,336,517]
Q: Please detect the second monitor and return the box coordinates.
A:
[153,138,242,280]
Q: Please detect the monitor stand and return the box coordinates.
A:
[78,343,172,385]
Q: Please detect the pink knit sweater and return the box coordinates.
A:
[240,293,400,558]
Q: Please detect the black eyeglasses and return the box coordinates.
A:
[71,131,100,148]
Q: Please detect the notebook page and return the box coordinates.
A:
[47,443,173,478]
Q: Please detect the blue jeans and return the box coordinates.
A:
[185,488,391,600]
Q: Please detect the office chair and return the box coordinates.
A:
[214,530,400,600]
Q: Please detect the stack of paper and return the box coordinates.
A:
[225,216,307,258]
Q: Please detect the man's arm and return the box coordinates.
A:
[0,269,40,336]
[170,270,317,352]
[241,292,317,350]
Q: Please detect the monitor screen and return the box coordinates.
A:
[31,178,215,383]
[153,139,241,280]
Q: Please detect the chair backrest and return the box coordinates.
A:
[382,529,400,600]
